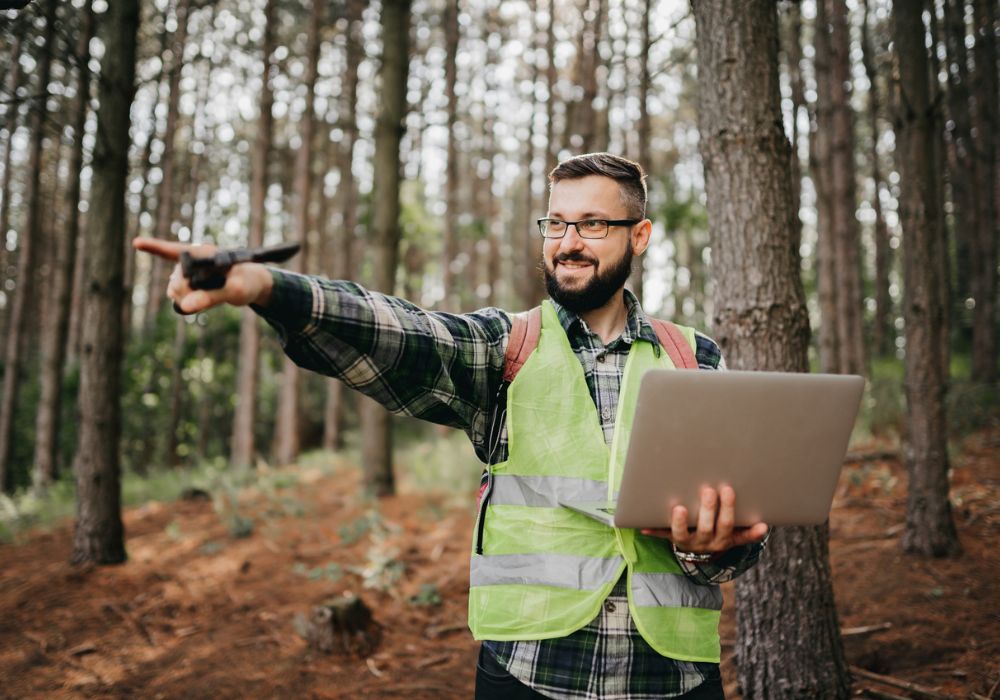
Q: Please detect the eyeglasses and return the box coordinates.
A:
[537,218,641,239]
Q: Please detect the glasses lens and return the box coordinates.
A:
[541,219,567,238]
[578,220,608,238]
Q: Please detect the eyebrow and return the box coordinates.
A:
[547,211,614,219]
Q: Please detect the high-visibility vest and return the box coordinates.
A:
[467,300,723,663]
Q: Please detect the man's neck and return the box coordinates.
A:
[578,289,628,345]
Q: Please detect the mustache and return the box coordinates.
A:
[553,252,598,265]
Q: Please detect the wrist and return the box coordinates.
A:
[671,543,722,564]
[251,265,274,307]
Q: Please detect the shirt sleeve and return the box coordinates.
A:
[679,330,767,585]
[251,268,512,460]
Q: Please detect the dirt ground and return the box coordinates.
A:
[2,423,998,700]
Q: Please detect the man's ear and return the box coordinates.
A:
[632,220,653,256]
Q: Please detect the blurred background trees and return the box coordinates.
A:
[0,0,995,558]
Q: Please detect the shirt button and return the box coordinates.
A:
[596,353,607,363]
[601,407,612,421]
[604,600,616,613]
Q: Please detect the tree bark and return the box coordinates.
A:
[782,1,805,258]
[970,0,998,382]
[691,2,850,697]
[231,0,276,469]
[628,0,652,301]
[72,0,139,565]
[33,0,94,490]
[0,0,57,492]
[862,0,893,358]
[361,0,411,497]
[143,0,191,332]
[275,0,323,466]
[442,0,460,311]
[810,0,840,374]
[0,33,25,343]
[942,0,977,344]
[323,0,365,453]
[892,0,961,558]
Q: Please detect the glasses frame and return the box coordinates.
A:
[536,217,642,239]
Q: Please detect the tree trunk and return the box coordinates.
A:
[942,0,977,347]
[275,0,323,466]
[442,0,459,311]
[782,1,805,258]
[72,0,139,565]
[143,0,191,332]
[628,0,652,301]
[361,0,411,497]
[231,0,276,469]
[810,0,840,374]
[323,0,365,453]
[0,0,57,493]
[33,0,94,490]
[862,0,893,358]
[0,33,25,343]
[892,0,961,558]
[691,2,850,697]
[970,0,998,382]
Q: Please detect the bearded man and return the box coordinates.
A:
[137,152,768,700]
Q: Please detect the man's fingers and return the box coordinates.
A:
[133,236,186,261]
[175,288,226,314]
[730,523,770,547]
[696,487,717,539]
[670,505,689,546]
[715,484,736,538]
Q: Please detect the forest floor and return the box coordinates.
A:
[1,422,999,700]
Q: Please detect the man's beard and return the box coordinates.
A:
[544,245,634,313]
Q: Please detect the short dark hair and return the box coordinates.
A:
[548,152,648,220]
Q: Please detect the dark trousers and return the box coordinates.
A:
[474,646,726,700]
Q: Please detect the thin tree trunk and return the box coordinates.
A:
[0,0,57,492]
[942,0,977,345]
[862,0,893,358]
[361,0,412,497]
[970,0,998,382]
[0,34,25,342]
[691,2,850,697]
[275,0,322,466]
[324,0,366,452]
[72,0,139,565]
[143,0,191,331]
[628,0,652,301]
[783,1,805,257]
[893,0,961,558]
[811,0,840,374]
[231,0,276,469]
[823,0,866,376]
[33,0,94,490]
[442,0,459,311]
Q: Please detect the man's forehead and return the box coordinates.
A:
[549,176,626,212]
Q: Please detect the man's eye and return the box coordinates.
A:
[581,220,604,230]
[548,220,567,230]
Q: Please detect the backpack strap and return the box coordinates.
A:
[503,306,542,383]
[649,318,699,369]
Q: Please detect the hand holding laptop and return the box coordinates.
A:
[639,484,769,555]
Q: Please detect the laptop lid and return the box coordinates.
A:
[611,370,864,529]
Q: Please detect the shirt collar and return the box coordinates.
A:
[550,288,661,350]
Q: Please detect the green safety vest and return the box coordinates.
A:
[467,300,722,663]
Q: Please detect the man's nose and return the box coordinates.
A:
[557,224,586,250]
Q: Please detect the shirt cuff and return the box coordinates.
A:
[250,268,317,342]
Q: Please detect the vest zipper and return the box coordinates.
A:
[475,382,509,555]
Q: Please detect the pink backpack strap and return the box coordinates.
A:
[649,318,699,369]
[503,306,542,383]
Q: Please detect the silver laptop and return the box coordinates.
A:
[560,370,864,528]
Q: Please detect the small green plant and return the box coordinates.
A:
[408,583,442,607]
[338,510,380,545]
[292,561,344,582]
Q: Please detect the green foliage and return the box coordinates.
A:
[394,423,482,495]
[408,583,442,607]
[292,561,343,582]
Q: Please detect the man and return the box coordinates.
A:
[136,153,768,699]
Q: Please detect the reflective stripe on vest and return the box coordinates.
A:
[468,301,722,663]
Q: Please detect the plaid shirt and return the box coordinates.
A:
[256,270,766,699]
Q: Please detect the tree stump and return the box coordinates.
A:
[306,595,380,656]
